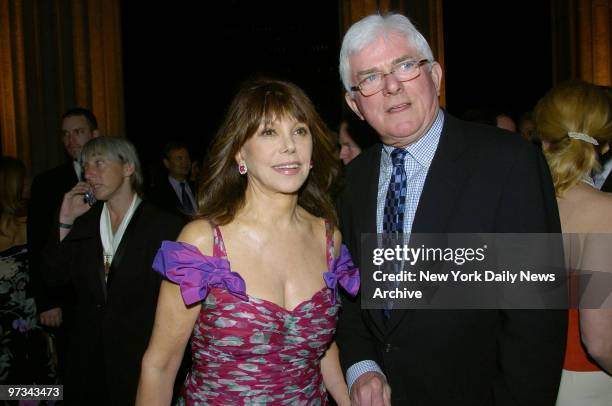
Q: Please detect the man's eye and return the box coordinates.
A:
[397,61,415,72]
[363,73,381,83]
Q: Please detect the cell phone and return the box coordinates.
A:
[84,190,97,206]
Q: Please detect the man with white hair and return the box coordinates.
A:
[336,13,566,405]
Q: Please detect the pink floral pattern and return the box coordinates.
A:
[153,222,359,405]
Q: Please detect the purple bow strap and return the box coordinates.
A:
[153,240,248,305]
[324,244,360,304]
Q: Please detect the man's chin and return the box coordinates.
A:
[68,151,81,161]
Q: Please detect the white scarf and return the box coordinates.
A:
[100,193,142,281]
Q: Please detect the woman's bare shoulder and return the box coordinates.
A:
[563,187,612,232]
[300,209,343,257]
[588,190,612,230]
[177,219,215,256]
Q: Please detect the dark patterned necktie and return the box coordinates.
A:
[383,148,408,318]
[384,148,408,233]
[180,182,195,215]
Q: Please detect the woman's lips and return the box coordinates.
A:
[272,162,301,175]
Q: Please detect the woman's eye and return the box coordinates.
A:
[261,128,275,136]
[295,127,309,136]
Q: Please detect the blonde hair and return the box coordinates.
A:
[534,81,612,196]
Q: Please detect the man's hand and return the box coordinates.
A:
[59,182,94,225]
[40,307,63,327]
[350,371,391,406]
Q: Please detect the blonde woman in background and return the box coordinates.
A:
[535,80,612,406]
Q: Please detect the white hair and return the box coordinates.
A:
[339,13,434,93]
[80,136,143,194]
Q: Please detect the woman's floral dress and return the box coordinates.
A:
[153,222,359,405]
[0,244,56,386]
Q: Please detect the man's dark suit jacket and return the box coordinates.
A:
[336,113,567,405]
[43,200,184,405]
[146,176,196,220]
[27,163,78,313]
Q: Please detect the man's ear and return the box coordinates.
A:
[430,62,443,97]
[123,162,135,177]
[344,92,365,120]
[162,158,170,170]
[92,129,100,138]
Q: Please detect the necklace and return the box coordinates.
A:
[103,254,112,276]
[580,174,595,187]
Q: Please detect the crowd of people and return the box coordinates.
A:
[1,11,612,406]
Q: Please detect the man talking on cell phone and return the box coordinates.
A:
[27,107,100,383]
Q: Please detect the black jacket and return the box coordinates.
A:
[43,200,184,405]
[27,163,79,312]
[336,112,567,405]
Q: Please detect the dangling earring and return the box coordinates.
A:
[238,161,248,175]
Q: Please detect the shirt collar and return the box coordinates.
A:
[168,175,187,188]
[382,109,444,168]
[73,160,82,180]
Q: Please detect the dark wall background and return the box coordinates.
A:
[121,1,553,175]
[121,1,342,174]
[443,0,553,120]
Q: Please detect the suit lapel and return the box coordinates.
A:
[165,179,183,211]
[411,114,471,234]
[357,146,389,340]
[67,204,108,301]
[385,113,473,334]
[61,162,79,186]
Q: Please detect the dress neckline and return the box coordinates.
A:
[209,221,336,313]
[245,286,329,314]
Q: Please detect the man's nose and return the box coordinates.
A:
[83,166,95,181]
[382,72,403,95]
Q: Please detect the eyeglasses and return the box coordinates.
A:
[350,59,430,97]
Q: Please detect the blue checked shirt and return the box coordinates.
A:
[345,109,444,392]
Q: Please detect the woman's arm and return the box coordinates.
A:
[321,341,350,406]
[581,309,612,373]
[136,220,212,405]
[320,227,350,405]
[579,233,612,374]
[136,280,200,405]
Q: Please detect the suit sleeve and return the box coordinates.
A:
[335,189,383,374]
[27,174,68,311]
[40,221,73,287]
[493,145,567,405]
